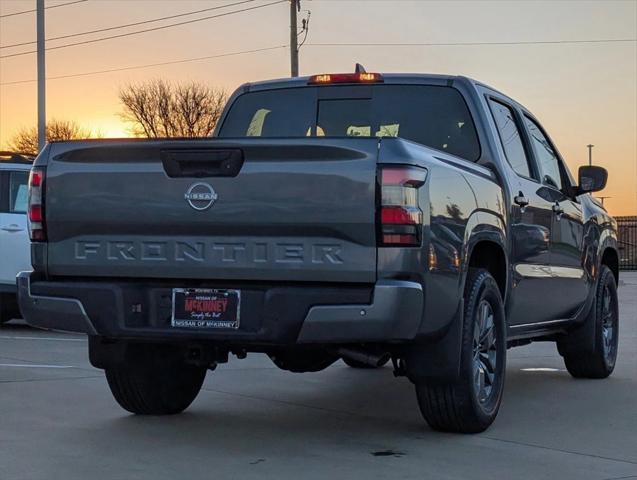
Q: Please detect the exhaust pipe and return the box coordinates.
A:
[336,347,390,368]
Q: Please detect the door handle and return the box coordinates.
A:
[1,224,24,233]
[552,201,564,218]
[514,191,529,212]
[161,148,244,178]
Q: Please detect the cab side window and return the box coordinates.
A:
[523,116,563,191]
[488,99,533,179]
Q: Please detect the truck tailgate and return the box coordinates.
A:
[43,138,378,282]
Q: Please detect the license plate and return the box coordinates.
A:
[171,288,240,329]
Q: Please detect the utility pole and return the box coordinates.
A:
[587,144,594,166]
[597,196,612,206]
[290,0,299,77]
[37,0,46,152]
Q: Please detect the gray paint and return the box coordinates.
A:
[298,280,423,343]
[43,138,378,283]
[26,73,618,347]
[16,271,96,334]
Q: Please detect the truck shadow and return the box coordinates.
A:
[87,360,627,458]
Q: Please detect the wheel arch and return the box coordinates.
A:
[600,246,619,284]
[405,217,507,384]
[597,226,619,284]
[463,214,508,301]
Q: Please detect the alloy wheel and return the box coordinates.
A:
[601,284,616,363]
[472,300,498,404]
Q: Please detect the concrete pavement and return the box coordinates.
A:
[1,273,636,480]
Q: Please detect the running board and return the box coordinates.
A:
[507,318,573,342]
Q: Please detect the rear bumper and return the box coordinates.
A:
[17,271,423,344]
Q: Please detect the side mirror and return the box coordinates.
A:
[578,165,607,194]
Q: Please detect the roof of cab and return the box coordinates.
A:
[240,73,467,91]
[241,72,509,92]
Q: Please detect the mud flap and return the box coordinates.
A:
[556,261,607,358]
[89,337,128,369]
[404,299,464,383]
[556,281,598,357]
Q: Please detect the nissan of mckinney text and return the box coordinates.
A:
[18,71,619,433]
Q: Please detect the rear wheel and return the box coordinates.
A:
[105,344,206,415]
[413,269,506,433]
[558,265,618,379]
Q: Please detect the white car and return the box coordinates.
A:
[0,153,32,323]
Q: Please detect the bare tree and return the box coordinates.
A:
[8,119,97,156]
[119,80,227,138]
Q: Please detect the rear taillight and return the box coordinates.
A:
[379,166,427,247]
[28,168,46,241]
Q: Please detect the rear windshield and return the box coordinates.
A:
[218,85,480,161]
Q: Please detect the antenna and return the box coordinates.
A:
[355,63,366,74]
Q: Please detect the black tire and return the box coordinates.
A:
[558,265,618,379]
[0,300,8,324]
[0,294,19,325]
[414,269,507,433]
[105,345,206,415]
[342,357,389,369]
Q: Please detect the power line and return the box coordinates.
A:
[1,36,633,85]
[0,0,286,60]
[0,0,257,50]
[0,45,287,86]
[308,39,637,47]
[0,0,87,19]
[298,10,311,50]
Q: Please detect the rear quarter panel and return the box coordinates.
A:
[377,138,505,337]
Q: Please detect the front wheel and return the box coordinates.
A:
[105,344,206,415]
[413,269,507,433]
[558,265,619,379]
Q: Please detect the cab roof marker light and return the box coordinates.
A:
[308,72,384,85]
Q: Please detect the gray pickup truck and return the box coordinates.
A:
[19,71,619,433]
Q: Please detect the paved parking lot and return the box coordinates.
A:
[1,273,636,480]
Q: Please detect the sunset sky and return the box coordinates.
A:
[0,0,635,215]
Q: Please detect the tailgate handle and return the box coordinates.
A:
[160,149,244,178]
